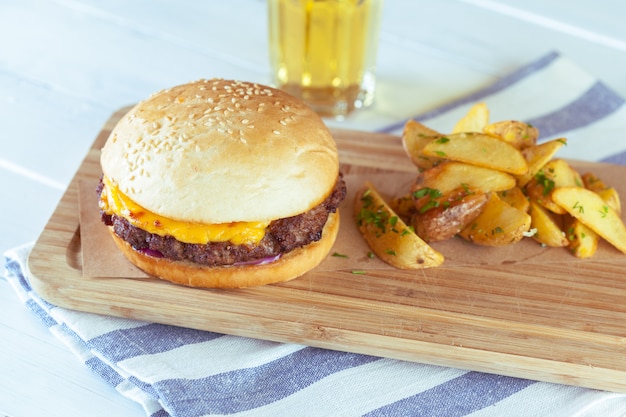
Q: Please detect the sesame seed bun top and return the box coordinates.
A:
[100,78,339,224]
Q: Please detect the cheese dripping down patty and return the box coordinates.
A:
[99,176,270,245]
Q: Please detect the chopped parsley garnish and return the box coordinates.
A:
[413,187,442,199]
[600,205,609,218]
[573,201,584,214]
[357,191,403,237]
[534,170,555,196]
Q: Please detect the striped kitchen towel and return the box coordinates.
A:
[4,51,626,417]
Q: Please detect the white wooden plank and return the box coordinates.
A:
[0,280,145,417]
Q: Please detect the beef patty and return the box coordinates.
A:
[99,175,346,267]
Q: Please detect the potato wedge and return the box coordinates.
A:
[552,186,626,254]
[459,193,531,246]
[452,102,489,133]
[597,187,621,215]
[483,120,539,150]
[412,191,488,242]
[582,172,608,192]
[581,172,621,214]
[565,177,621,258]
[525,159,583,214]
[412,161,516,197]
[516,138,567,187]
[498,187,529,213]
[354,182,444,269]
[421,132,528,175]
[388,193,416,223]
[565,217,599,259]
[402,120,444,170]
[529,201,568,247]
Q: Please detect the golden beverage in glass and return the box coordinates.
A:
[268,0,383,118]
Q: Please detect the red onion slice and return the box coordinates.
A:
[233,253,281,267]
[139,248,165,258]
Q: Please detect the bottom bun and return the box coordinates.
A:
[108,211,340,288]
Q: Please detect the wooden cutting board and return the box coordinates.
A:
[28,106,626,392]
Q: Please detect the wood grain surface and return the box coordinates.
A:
[28,106,626,392]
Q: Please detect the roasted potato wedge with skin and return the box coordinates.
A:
[581,172,621,214]
[412,191,488,242]
[483,120,539,150]
[552,186,626,254]
[354,182,445,269]
[597,187,621,215]
[566,217,599,259]
[565,175,621,258]
[582,172,608,192]
[516,138,567,187]
[420,133,528,175]
[529,201,568,247]
[402,120,444,171]
[525,158,583,214]
[388,193,416,223]
[452,102,490,133]
[413,161,516,197]
[459,193,531,246]
[498,187,529,213]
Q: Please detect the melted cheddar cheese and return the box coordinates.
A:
[99,176,269,245]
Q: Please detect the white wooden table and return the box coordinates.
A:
[2,1,626,416]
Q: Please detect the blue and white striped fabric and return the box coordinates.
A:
[5,51,626,417]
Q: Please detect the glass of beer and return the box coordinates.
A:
[268,0,383,119]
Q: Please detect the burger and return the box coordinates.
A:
[98,78,346,288]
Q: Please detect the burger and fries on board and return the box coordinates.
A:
[96,81,626,288]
